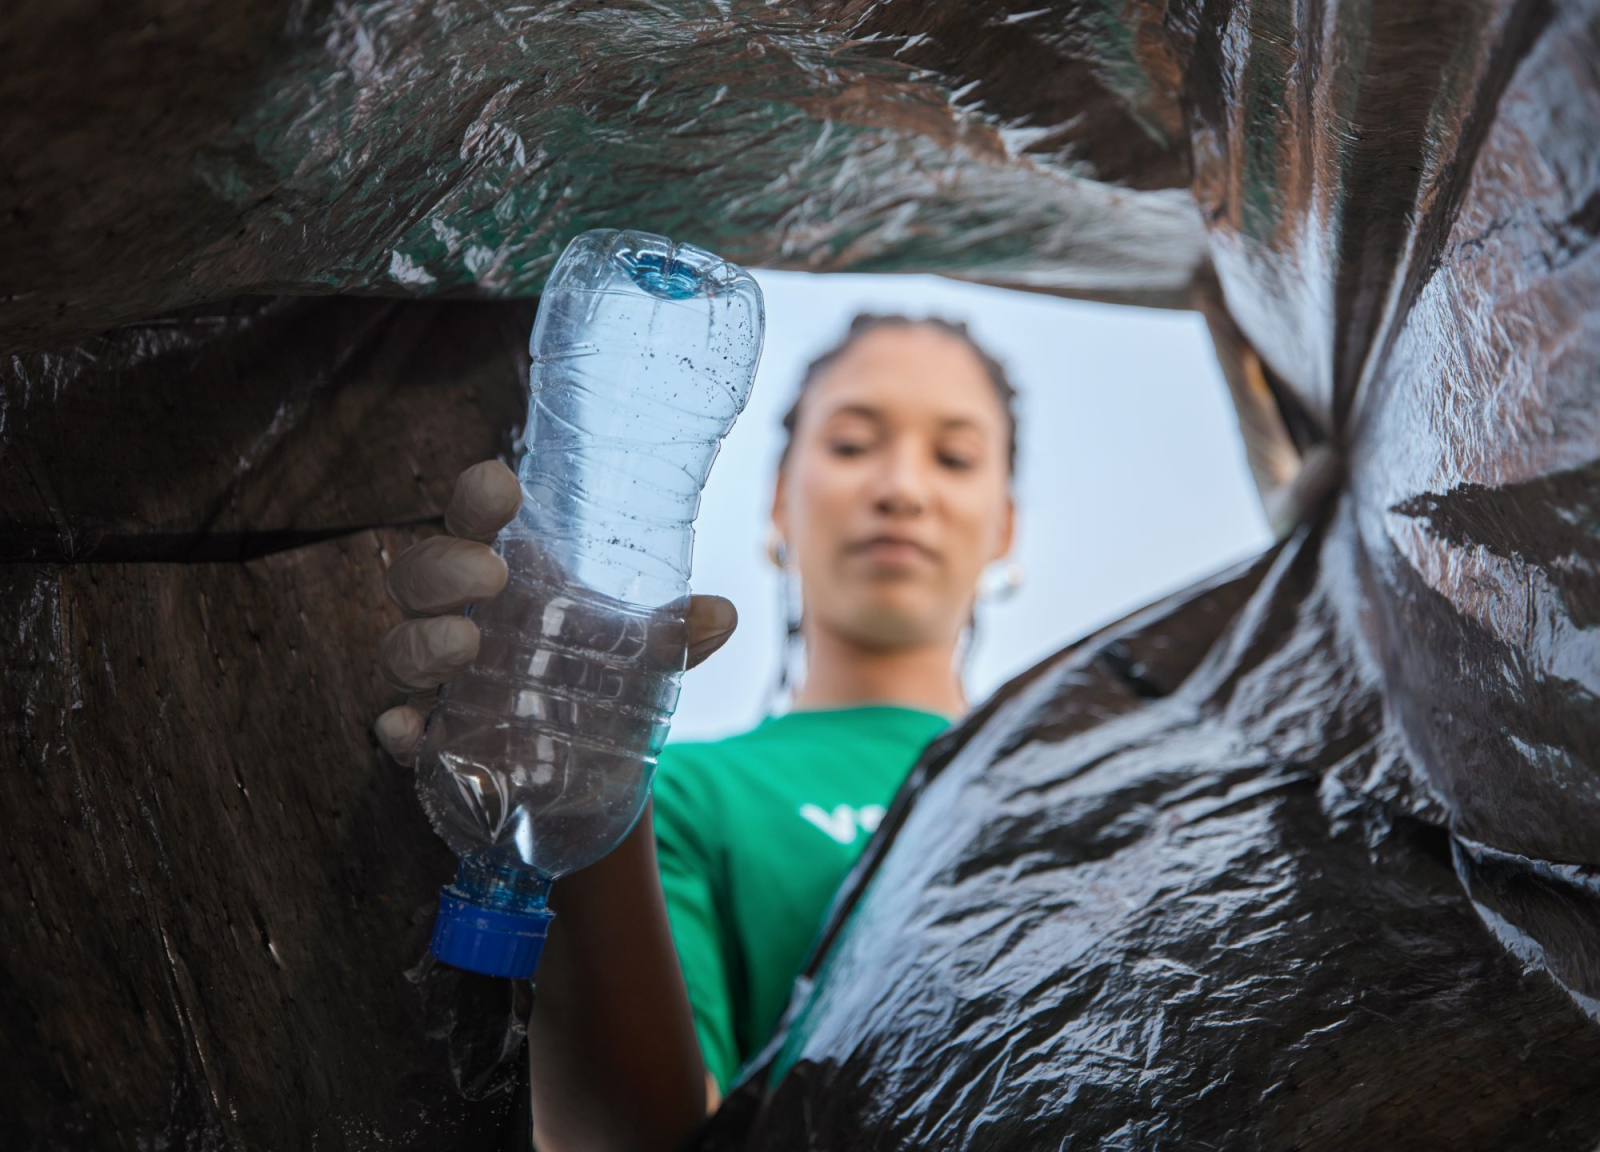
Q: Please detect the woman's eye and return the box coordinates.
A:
[938,451,976,471]
[829,439,870,457]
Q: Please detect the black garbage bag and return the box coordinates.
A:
[694,0,1600,1147]
[0,0,1203,356]
[0,297,540,1149]
[1,1,1212,1145]
[698,511,1600,1149]
[2,0,1597,1147]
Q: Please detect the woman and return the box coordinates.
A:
[374,313,1020,1150]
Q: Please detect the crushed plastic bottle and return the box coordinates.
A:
[416,229,764,978]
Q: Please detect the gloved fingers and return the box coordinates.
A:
[379,601,731,759]
[445,460,523,543]
[387,535,509,616]
[374,704,425,766]
[640,593,736,672]
[686,594,737,669]
[378,615,481,692]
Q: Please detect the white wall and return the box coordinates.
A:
[672,271,1272,741]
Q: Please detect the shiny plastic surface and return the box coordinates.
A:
[0,0,1205,357]
[690,2,1600,1148]
[2,0,1597,1148]
[700,518,1600,1150]
[415,230,762,881]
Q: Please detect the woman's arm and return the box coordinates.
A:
[528,801,708,1152]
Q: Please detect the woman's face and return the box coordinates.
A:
[773,325,1016,651]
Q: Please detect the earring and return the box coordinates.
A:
[764,527,789,569]
[980,560,1023,602]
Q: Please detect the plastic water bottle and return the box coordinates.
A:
[417,229,764,978]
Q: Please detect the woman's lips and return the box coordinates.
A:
[848,536,939,567]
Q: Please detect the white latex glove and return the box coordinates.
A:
[373,460,738,765]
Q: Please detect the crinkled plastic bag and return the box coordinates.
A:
[1,0,1596,1148]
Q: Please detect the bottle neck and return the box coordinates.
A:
[451,854,553,916]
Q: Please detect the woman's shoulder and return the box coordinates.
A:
[658,721,774,780]
[661,707,945,768]
[654,718,806,815]
[652,724,777,845]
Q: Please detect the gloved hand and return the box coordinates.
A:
[373,460,738,765]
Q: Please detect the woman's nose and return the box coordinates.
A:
[871,442,929,516]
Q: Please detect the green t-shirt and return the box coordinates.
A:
[652,705,949,1090]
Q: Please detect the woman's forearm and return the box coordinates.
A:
[527,801,707,1152]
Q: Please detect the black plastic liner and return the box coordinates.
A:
[2,0,1597,1148]
[696,1,1600,1145]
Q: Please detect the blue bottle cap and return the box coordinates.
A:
[430,887,554,979]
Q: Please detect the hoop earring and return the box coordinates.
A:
[980,560,1024,602]
[764,527,789,569]
[764,559,803,713]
